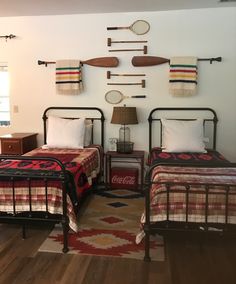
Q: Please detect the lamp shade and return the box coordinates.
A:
[111,106,138,125]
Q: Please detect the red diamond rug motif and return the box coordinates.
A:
[39,189,164,261]
[100,216,124,224]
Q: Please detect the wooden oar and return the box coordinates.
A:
[132,56,222,66]
[38,56,119,68]
[132,56,169,66]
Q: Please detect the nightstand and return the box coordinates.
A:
[0,133,38,155]
[105,150,145,191]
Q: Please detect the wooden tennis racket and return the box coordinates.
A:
[107,20,150,35]
[105,90,146,104]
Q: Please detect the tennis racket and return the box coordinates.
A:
[105,90,146,104]
[107,20,150,35]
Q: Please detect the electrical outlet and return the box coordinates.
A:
[13,105,19,113]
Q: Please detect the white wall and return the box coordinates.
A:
[0,7,236,160]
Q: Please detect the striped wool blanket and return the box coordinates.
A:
[169,56,197,96]
[56,60,83,95]
[136,165,236,244]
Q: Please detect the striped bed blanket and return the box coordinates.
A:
[143,165,236,223]
[136,165,236,243]
[169,56,198,96]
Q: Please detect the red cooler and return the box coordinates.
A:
[110,167,138,190]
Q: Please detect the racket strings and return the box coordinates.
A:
[131,20,150,35]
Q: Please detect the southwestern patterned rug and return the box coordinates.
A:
[39,189,164,261]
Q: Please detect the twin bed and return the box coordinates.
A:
[0,106,105,252]
[0,106,235,260]
[141,107,236,261]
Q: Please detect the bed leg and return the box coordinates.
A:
[144,229,151,262]
[62,221,69,253]
[22,224,26,239]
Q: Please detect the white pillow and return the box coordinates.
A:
[84,120,93,146]
[161,118,206,153]
[47,116,85,148]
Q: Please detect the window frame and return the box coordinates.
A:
[0,63,10,127]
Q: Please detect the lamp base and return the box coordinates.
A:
[116,141,134,154]
[119,126,130,142]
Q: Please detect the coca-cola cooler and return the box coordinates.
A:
[110,167,139,190]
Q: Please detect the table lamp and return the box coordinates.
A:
[111,105,138,153]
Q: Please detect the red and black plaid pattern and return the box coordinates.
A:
[148,147,229,166]
[0,146,101,231]
[140,165,236,225]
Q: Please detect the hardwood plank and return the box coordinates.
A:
[0,224,235,284]
[166,233,236,284]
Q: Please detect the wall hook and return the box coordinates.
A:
[0,34,16,41]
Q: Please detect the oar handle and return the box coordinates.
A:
[131,95,146,98]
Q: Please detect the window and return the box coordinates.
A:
[0,63,10,126]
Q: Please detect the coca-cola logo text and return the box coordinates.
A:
[112,175,135,185]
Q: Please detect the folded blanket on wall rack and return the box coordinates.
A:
[56,60,83,95]
[169,56,198,96]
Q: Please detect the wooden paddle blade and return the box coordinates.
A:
[82,57,119,67]
[132,56,169,66]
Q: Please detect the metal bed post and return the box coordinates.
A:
[144,166,152,262]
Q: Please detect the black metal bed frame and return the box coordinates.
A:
[144,107,236,261]
[148,107,218,153]
[0,106,105,253]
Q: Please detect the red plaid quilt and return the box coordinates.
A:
[141,166,236,225]
[0,146,101,232]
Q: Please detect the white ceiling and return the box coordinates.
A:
[1,0,236,17]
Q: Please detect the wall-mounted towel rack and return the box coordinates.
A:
[132,56,222,66]
[38,57,119,68]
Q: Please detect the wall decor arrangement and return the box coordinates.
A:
[106,19,149,98]
[132,55,222,96]
[109,45,148,54]
[107,38,148,46]
[107,79,146,88]
[38,57,119,68]
[107,71,145,79]
[107,20,150,35]
[105,90,146,104]
[0,34,16,41]
[38,57,119,95]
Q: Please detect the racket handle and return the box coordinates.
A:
[107,27,118,30]
[131,95,146,98]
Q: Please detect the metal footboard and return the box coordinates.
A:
[0,155,70,253]
[144,162,236,261]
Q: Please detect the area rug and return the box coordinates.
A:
[39,189,164,261]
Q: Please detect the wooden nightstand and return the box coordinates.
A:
[0,133,38,155]
[105,150,145,191]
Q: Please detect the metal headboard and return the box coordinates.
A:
[42,106,105,148]
[148,107,218,153]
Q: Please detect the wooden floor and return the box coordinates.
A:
[0,224,236,284]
